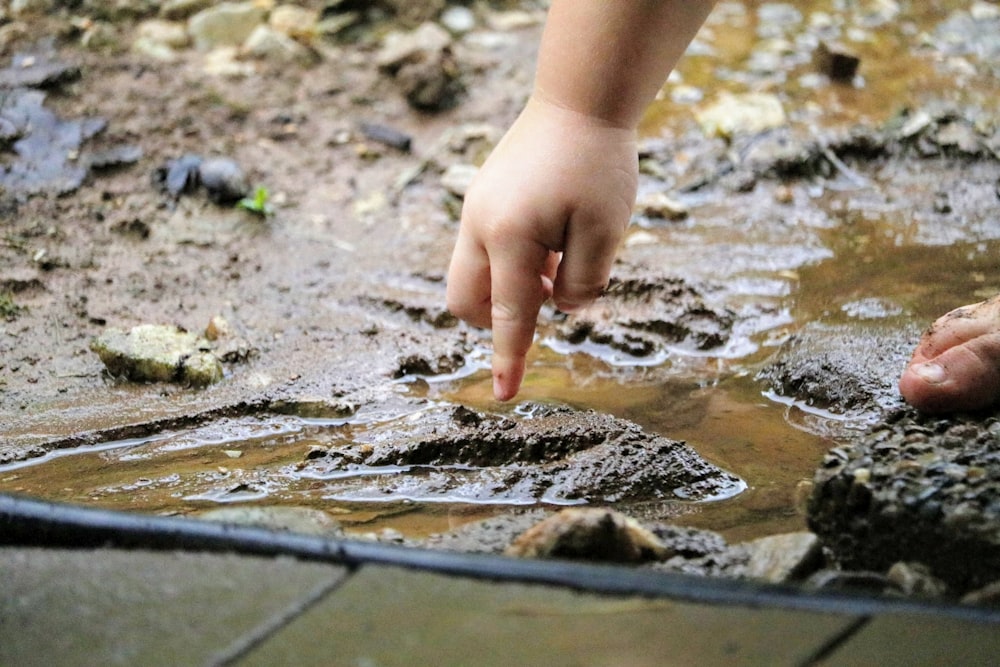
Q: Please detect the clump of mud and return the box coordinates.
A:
[757,322,919,421]
[809,409,1000,594]
[297,403,745,504]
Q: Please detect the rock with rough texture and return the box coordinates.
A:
[506,508,673,563]
[808,410,1000,593]
[188,2,267,51]
[377,22,452,70]
[377,22,461,111]
[887,561,949,598]
[742,532,823,583]
[91,324,223,387]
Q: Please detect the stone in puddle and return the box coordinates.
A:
[756,322,916,423]
[91,324,223,387]
[694,91,786,139]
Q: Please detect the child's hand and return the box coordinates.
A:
[446,95,638,400]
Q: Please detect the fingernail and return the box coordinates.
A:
[913,361,947,384]
[555,298,586,313]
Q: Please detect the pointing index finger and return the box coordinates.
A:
[488,237,550,401]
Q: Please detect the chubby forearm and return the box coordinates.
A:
[534,0,716,129]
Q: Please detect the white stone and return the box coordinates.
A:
[377,21,451,69]
[440,6,476,35]
[269,4,319,41]
[695,91,787,139]
[203,46,256,78]
[440,163,478,197]
[133,36,178,62]
[243,24,314,64]
[635,192,688,221]
[188,1,267,51]
[137,19,191,49]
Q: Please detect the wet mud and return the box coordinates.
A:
[299,403,745,504]
[1,0,1000,603]
[810,410,1000,595]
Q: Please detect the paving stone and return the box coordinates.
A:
[242,564,857,666]
[821,613,1000,666]
[0,548,347,667]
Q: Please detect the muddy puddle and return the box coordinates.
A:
[2,0,999,552]
[4,220,998,544]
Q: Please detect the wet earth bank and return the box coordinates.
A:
[2,0,1000,606]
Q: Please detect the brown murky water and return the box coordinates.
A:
[2,0,998,545]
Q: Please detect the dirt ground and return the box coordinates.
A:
[0,4,545,453]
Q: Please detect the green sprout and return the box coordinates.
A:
[237,186,274,217]
[0,291,25,321]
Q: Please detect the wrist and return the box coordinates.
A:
[524,90,640,135]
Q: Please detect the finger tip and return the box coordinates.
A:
[492,377,516,402]
[492,360,525,402]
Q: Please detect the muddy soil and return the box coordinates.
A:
[2,0,1000,600]
[0,5,525,447]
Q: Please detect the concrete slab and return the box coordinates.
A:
[0,548,348,667]
[242,564,859,666]
[821,613,1000,666]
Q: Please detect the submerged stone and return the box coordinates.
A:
[757,322,917,423]
[197,505,343,536]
